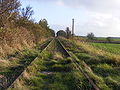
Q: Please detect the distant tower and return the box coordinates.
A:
[72,18,74,36]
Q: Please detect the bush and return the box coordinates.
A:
[87,33,95,40]
[57,30,66,37]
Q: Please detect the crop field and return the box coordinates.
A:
[91,43,120,55]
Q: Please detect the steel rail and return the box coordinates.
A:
[57,38,100,90]
[7,38,99,90]
[6,38,54,90]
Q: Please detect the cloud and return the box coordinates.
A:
[24,0,120,37]
[51,11,120,37]
[56,0,64,6]
[75,13,120,37]
[38,0,120,12]
[29,0,120,14]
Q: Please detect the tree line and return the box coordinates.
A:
[0,0,55,57]
[57,27,72,39]
[0,0,55,43]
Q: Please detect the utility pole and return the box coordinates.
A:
[72,18,74,36]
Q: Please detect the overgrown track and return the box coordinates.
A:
[57,38,100,90]
[6,38,99,90]
[6,39,54,90]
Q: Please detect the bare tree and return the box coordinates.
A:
[0,0,21,28]
[0,0,20,14]
[21,6,34,20]
[66,27,71,39]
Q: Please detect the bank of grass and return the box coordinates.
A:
[73,37,120,65]
[59,37,120,90]
[70,52,110,90]
[0,39,53,89]
[8,47,95,90]
[0,38,51,74]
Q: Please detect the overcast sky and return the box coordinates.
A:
[20,0,120,37]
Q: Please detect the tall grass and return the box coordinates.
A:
[73,37,120,65]
[59,37,120,90]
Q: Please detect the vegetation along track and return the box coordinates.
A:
[3,38,54,90]
[6,38,99,90]
[57,38,99,90]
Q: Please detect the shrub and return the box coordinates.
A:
[87,33,95,40]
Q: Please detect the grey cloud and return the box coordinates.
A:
[75,15,120,37]
[37,0,120,13]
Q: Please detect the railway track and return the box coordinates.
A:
[5,38,54,90]
[57,38,100,90]
[5,38,99,90]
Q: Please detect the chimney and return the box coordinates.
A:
[72,18,74,35]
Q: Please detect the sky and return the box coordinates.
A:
[20,0,120,37]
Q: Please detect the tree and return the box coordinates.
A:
[20,6,34,20]
[39,19,49,30]
[57,30,66,37]
[38,19,55,37]
[16,6,34,27]
[50,29,55,37]
[87,33,95,40]
[66,27,71,39]
[0,0,20,15]
[106,37,112,43]
[0,0,21,28]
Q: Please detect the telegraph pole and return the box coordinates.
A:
[72,18,74,36]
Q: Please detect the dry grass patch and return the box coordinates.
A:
[0,59,11,69]
[53,52,63,60]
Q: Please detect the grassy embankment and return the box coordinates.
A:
[0,39,52,89]
[59,37,120,90]
[8,39,94,90]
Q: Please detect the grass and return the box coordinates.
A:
[0,39,52,90]
[91,43,120,55]
[5,37,120,90]
[76,36,120,41]
[8,39,95,90]
[59,37,120,90]
[96,37,120,41]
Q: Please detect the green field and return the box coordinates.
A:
[91,43,120,54]
[77,36,120,41]
[96,37,120,41]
